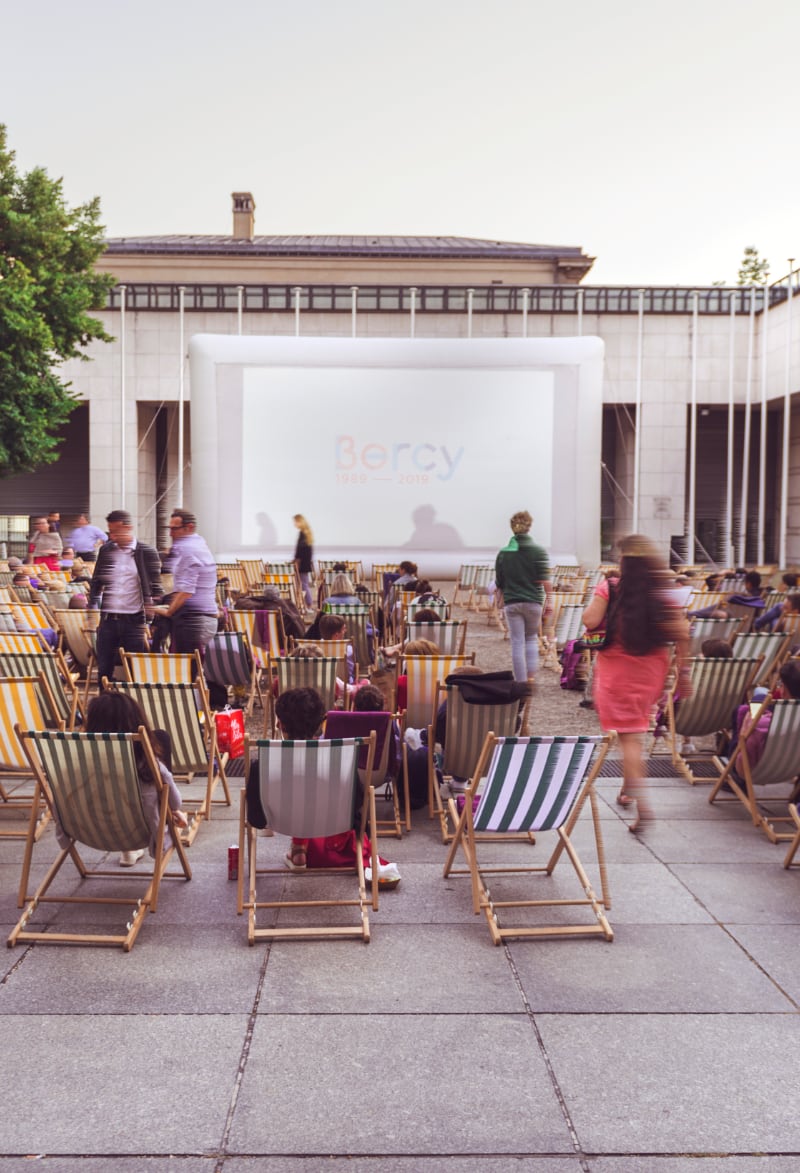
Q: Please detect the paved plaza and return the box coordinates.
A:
[1,613,799,1170]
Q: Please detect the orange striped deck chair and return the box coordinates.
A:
[0,649,82,730]
[401,653,475,732]
[292,638,350,681]
[119,649,203,686]
[10,602,56,631]
[0,631,50,654]
[0,676,60,862]
[238,558,265,593]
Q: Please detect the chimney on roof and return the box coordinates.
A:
[231,192,255,240]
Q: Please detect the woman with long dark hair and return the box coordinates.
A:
[582,534,690,832]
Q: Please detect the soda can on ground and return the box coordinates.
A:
[227,844,239,881]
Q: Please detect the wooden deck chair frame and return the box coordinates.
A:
[442,733,614,945]
[10,728,192,950]
[665,656,763,783]
[731,630,792,687]
[237,733,378,943]
[709,698,800,843]
[427,678,530,842]
[0,647,81,730]
[0,676,61,866]
[120,648,203,686]
[203,629,262,716]
[270,655,340,737]
[783,801,800,868]
[324,710,401,838]
[238,557,265,594]
[113,680,231,843]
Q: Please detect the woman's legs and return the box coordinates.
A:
[618,731,652,830]
[504,601,542,682]
[300,572,312,609]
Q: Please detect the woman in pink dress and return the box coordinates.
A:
[582,535,690,832]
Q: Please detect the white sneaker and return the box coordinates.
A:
[119,849,145,867]
[681,742,697,754]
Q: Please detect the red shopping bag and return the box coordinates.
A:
[215,707,245,758]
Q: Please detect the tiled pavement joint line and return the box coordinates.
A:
[213,937,273,1172]
[504,944,592,1173]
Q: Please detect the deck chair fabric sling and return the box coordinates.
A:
[687,616,742,657]
[402,653,475,731]
[10,729,192,951]
[120,649,203,686]
[731,631,791,687]
[0,631,50,654]
[238,734,378,943]
[710,698,800,843]
[203,630,261,714]
[0,677,59,866]
[271,655,339,736]
[113,680,231,843]
[324,710,400,838]
[52,609,100,704]
[405,620,467,656]
[442,733,614,945]
[428,673,528,842]
[0,648,81,730]
[667,656,762,783]
[323,603,374,673]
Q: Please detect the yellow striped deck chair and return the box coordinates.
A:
[427,675,530,842]
[667,656,763,783]
[228,610,285,710]
[51,609,101,704]
[401,653,475,731]
[710,699,800,844]
[0,677,58,855]
[238,558,265,593]
[238,733,378,943]
[120,649,203,686]
[405,620,467,656]
[11,602,56,630]
[270,655,339,736]
[732,631,791,687]
[372,562,396,590]
[10,729,192,951]
[442,733,614,945]
[323,603,374,673]
[113,680,231,842]
[263,572,300,607]
[0,631,49,654]
[687,616,742,656]
[0,649,81,730]
[216,562,249,597]
[687,590,728,613]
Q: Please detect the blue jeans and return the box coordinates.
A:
[299,572,312,608]
[504,601,542,681]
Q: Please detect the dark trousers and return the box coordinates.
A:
[172,610,227,707]
[96,613,147,687]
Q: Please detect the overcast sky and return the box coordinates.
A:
[3,0,798,286]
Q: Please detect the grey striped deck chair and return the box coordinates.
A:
[405,619,467,656]
[428,674,528,843]
[732,631,791,687]
[442,733,614,945]
[0,649,81,730]
[10,729,191,951]
[238,733,378,943]
[710,698,800,844]
[292,639,350,684]
[271,655,339,737]
[113,680,231,843]
[687,616,741,657]
[667,656,762,783]
[724,602,763,634]
[52,609,100,705]
[203,630,261,715]
[0,677,58,867]
[324,603,374,673]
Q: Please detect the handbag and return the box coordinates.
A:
[215,706,245,758]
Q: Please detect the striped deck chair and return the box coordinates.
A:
[719,575,746,593]
[452,563,482,607]
[10,729,192,951]
[732,631,791,687]
[427,674,529,842]
[666,656,763,783]
[51,609,100,705]
[119,649,203,686]
[238,733,378,943]
[761,590,784,613]
[203,630,261,716]
[11,602,56,631]
[710,699,800,844]
[216,562,249,598]
[371,562,396,591]
[401,652,476,732]
[0,649,81,730]
[229,607,286,662]
[324,710,400,838]
[687,590,729,613]
[271,655,339,736]
[468,566,495,612]
[687,616,742,656]
[542,603,585,672]
[113,680,231,842]
[778,613,800,640]
[389,589,417,641]
[724,601,764,633]
[238,558,265,593]
[324,603,374,674]
[292,638,350,682]
[0,630,50,654]
[0,677,58,859]
[405,619,467,656]
[442,733,614,945]
[263,572,301,607]
[406,599,449,624]
[0,607,17,631]
[0,586,18,604]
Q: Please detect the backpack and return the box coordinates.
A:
[560,639,588,691]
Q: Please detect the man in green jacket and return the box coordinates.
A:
[495,510,552,683]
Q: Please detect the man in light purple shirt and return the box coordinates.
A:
[68,513,107,562]
[149,509,218,658]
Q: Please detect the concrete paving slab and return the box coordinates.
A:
[640,818,785,864]
[590,1160,800,1172]
[230,1014,573,1155]
[0,1161,215,1172]
[725,923,800,1005]
[510,924,794,1013]
[258,923,524,1014]
[0,1015,245,1154]
[670,863,800,924]
[224,1160,584,1172]
[538,1014,800,1153]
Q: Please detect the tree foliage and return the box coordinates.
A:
[0,124,115,477]
[737,246,769,286]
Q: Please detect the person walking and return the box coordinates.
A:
[293,514,314,611]
[494,510,552,684]
[149,509,219,658]
[89,510,163,687]
[582,533,690,833]
[28,515,63,572]
[68,513,107,562]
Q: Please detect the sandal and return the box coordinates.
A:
[616,792,634,808]
[285,844,307,871]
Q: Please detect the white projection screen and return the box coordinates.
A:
[189,335,604,576]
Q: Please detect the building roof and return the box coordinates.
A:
[103,233,592,263]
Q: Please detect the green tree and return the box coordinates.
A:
[0,124,115,477]
[737,245,769,286]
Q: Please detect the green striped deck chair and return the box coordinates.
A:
[0,677,57,858]
[442,733,614,945]
[428,676,528,842]
[120,649,203,686]
[51,609,100,705]
[292,638,350,683]
[203,630,261,715]
[687,616,741,657]
[452,563,482,606]
[731,631,791,687]
[406,599,449,624]
[667,656,762,783]
[113,680,231,843]
[0,649,80,730]
[238,733,378,943]
[10,729,191,951]
[324,603,374,673]
[402,653,475,731]
[270,655,339,737]
[468,565,495,612]
[710,699,800,844]
[405,620,467,656]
